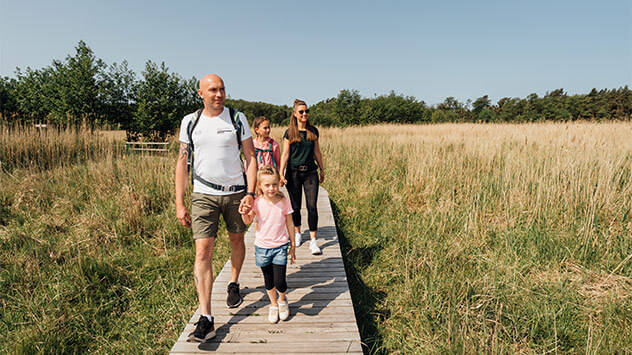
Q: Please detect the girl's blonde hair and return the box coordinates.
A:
[288,99,318,144]
[252,116,270,137]
[256,165,285,198]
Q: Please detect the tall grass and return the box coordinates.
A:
[0,122,125,173]
[2,122,631,353]
[0,126,230,353]
[309,122,632,353]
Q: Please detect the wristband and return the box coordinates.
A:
[247,192,256,198]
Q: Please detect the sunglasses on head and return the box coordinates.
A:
[298,109,310,114]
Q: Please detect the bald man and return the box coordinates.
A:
[175,74,257,342]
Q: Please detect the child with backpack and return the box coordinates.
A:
[241,166,296,323]
[251,116,283,231]
[252,116,281,171]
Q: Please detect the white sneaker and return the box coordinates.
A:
[294,232,302,247]
[309,239,321,255]
[268,306,279,324]
[278,301,289,321]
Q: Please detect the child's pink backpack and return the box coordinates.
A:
[255,141,277,169]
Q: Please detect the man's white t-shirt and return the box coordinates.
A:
[179,107,252,196]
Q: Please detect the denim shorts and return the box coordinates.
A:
[254,243,289,267]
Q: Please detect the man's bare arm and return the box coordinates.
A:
[238,137,257,214]
[241,137,257,193]
[175,142,191,227]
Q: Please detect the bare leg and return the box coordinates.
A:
[266,288,278,306]
[228,232,245,283]
[278,291,286,302]
[194,237,215,315]
[310,230,317,241]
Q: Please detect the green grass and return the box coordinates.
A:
[2,122,632,354]
[0,152,231,354]
[319,123,632,354]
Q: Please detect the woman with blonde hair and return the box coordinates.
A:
[279,99,325,255]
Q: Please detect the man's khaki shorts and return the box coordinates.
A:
[191,191,247,239]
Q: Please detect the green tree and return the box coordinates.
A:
[99,60,137,127]
[14,67,54,121]
[437,97,470,122]
[333,89,362,126]
[46,40,105,125]
[365,91,427,124]
[472,95,491,120]
[309,98,336,127]
[226,98,291,126]
[543,88,571,120]
[0,76,18,120]
[431,109,448,123]
[438,96,461,111]
[131,61,189,140]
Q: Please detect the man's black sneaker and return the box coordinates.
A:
[188,315,215,342]
[226,282,242,308]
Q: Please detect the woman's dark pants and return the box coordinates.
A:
[285,168,319,231]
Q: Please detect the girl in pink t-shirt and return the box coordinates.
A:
[241,166,296,324]
[252,116,281,170]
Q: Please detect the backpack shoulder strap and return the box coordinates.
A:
[228,107,248,187]
[186,109,203,185]
[228,107,243,149]
[269,141,277,168]
[187,109,204,151]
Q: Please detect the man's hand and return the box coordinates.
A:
[239,194,254,214]
[280,176,287,187]
[319,170,325,183]
[176,204,191,227]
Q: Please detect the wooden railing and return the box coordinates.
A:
[125,142,169,152]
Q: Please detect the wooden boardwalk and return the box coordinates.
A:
[170,187,363,354]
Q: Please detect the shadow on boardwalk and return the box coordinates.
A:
[172,188,364,354]
[194,253,347,351]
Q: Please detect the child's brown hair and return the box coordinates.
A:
[252,116,270,137]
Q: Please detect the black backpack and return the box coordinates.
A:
[186,108,247,190]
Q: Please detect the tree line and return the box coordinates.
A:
[1,41,630,139]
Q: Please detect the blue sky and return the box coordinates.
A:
[1,0,630,106]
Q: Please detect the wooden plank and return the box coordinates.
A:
[125,141,169,145]
[186,314,358,325]
[205,299,353,309]
[208,289,352,300]
[215,272,347,278]
[172,353,361,355]
[125,142,169,152]
[213,275,348,282]
[194,306,357,318]
[177,325,360,342]
[214,277,348,284]
[171,340,362,353]
[128,148,169,152]
[177,322,360,334]
[170,187,362,354]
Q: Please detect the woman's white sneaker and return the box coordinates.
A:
[268,306,279,324]
[309,239,321,255]
[294,232,302,247]
[278,301,289,321]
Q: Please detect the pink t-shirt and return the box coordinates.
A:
[252,196,293,248]
[253,137,281,170]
